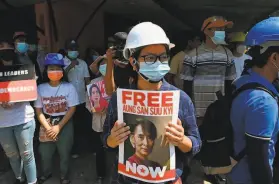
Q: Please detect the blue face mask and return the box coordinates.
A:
[211,31,226,45]
[92,55,99,61]
[138,61,170,82]
[68,51,79,59]
[16,42,29,53]
[99,64,107,76]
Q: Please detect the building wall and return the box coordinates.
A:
[35,0,105,57]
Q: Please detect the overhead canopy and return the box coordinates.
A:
[152,0,279,31]
[2,0,279,32]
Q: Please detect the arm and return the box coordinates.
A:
[167,53,180,85]
[89,56,104,75]
[225,56,236,95]
[83,61,91,85]
[181,55,195,99]
[58,106,76,129]
[35,108,51,130]
[104,49,116,96]
[246,135,272,184]
[165,95,201,155]
[181,99,201,154]
[244,95,277,184]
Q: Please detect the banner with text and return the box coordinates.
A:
[0,64,37,102]
[117,89,180,183]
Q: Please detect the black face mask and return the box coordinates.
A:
[0,49,15,61]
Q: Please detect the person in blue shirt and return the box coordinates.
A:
[103,22,201,184]
[229,17,279,184]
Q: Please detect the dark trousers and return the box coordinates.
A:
[72,103,92,154]
[92,131,106,177]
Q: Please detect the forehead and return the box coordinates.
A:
[140,44,166,55]
[47,65,62,69]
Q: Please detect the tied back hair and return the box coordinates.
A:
[243,45,279,75]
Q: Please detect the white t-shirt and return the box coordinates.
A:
[0,102,34,128]
[34,82,79,116]
[233,54,252,79]
[64,57,90,104]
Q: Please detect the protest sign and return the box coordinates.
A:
[87,78,109,113]
[0,64,37,102]
[117,89,180,183]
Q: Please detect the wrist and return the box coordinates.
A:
[107,135,116,148]
[178,135,186,147]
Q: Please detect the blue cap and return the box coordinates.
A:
[245,17,279,46]
[44,53,65,66]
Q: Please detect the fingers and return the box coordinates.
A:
[111,121,131,145]
[112,122,126,132]
[165,126,182,138]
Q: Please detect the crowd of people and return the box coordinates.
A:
[0,15,279,184]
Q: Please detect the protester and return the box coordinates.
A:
[228,17,279,184]
[63,39,91,158]
[85,48,105,79]
[34,53,79,184]
[180,16,236,126]
[104,32,137,95]
[167,32,201,89]
[103,22,201,184]
[0,40,37,184]
[229,32,252,78]
[13,32,32,65]
[86,58,110,184]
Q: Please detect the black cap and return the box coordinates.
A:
[65,39,79,50]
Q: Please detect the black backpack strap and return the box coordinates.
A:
[232,82,277,100]
[232,82,277,162]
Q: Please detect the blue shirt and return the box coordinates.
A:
[229,70,279,184]
[103,80,201,183]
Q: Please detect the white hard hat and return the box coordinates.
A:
[123,22,175,59]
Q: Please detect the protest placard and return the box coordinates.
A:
[117,89,180,183]
[87,78,109,113]
[0,64,37,102]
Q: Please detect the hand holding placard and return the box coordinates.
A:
[107,121,131,148]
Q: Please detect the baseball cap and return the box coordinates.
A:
[13,32,27,40]
[65,39,79,50]
[201,16,233,31]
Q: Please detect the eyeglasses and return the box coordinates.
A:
[140,54,169,65]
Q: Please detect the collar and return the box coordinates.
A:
[128,79,168,90]
[247,69,279,96]
[200,42,225,52]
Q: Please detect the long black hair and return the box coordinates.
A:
[42,65,68,83]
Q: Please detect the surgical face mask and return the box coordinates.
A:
[211,31,226,45]
[138,60,170,82]
[99,64,107,76]
[236,45,246,54]
[16,42,29,53]
[47,70,63,81]
[92,55,99,61]
[67,51,79,59]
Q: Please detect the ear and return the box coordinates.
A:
[130,135,135,148]
[271,53,277,62]
[129,57,138,71]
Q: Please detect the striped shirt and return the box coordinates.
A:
[180,43,236,117]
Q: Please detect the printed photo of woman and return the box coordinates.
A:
[89,84,108,113]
